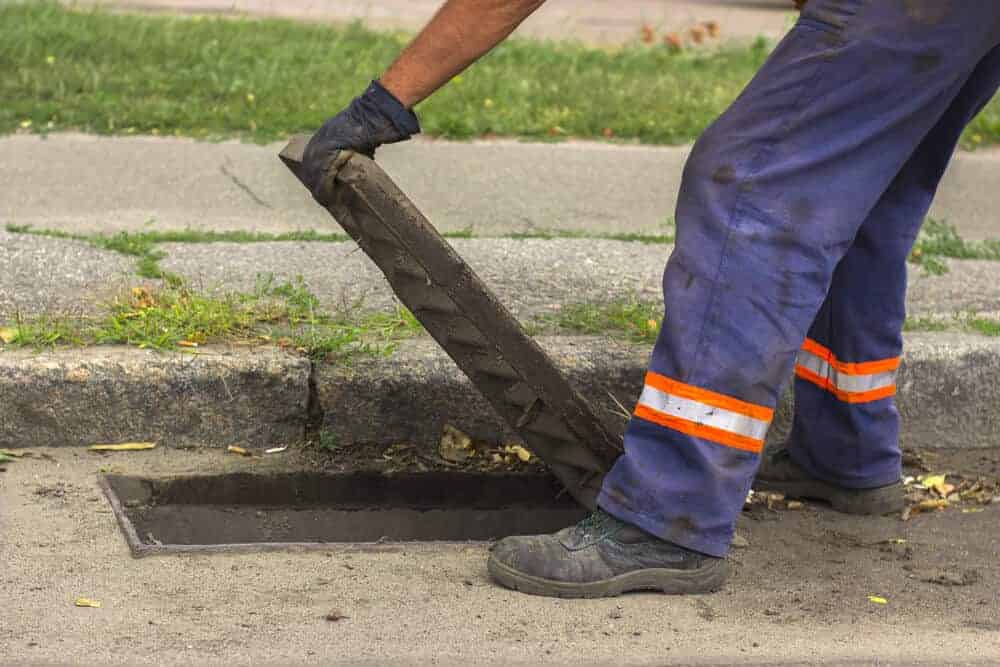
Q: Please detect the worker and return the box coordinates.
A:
[302,0,1000,598]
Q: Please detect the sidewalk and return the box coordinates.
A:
[3,133,999,240]
[78,0,798,44]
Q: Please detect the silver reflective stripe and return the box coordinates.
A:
[797,348,897,394]
[637,385,770,441]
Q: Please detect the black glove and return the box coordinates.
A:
[302,80,420,200]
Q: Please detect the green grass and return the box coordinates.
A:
[0,2,769,145]
[3,3,999,146]
[1,275,422,359]
[542,300,664,343]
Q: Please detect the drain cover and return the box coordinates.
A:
[101,471,587,556]
[280,138,622,510]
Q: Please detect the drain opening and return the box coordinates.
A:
[101,471,587,556]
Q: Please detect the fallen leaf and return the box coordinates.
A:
[664,32,684,50]
[962,508,985,514]
[177,340,199,348]
[704,20,720,38]
[89,442,156,452]
[439,425,473,463]
[868,596,888,605]
[504,444,533,463]
[227,445,252,456]
[921,474,952,497]
[0,449,25,458]
[0,326,17,344]
[75,598,101,608]
[0,453,16,464]
[264,446,288,455]
[640,24,656,44]
[786,500,804,510]
[914,498,949,513]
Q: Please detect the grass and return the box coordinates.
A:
[5,3,998,148]
[542,300,664,343]
[3,4,1000,147]
[1,276,423,359]
[909,219,1000,274]
[2,2,765,145]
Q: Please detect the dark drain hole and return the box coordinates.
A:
[101,471,587,556]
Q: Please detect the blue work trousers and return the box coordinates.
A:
[598,0,1000,557]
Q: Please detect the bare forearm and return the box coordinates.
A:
[380,0,545,107]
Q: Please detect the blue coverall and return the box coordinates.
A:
[598,0,1000,557]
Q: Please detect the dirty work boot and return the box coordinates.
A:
[754,448,904,515]
[487,510,728,598]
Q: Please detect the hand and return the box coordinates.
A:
[302,80,420,200]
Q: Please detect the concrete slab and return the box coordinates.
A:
[160,240,1000,322]
[2,133,997,241]
[77,0,799,44]
[0,228,136,318]
[3,231,999,322]
[2,445,999,664]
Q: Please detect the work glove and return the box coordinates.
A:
[302,79,421,201]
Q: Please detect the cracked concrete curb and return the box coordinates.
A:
[2,332,999,452]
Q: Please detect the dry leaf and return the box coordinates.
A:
[264,446,288,455]
[503,444,533,463]
[868,596,888,605]
[227,445,252,456]
[439,425,473,463]
[177,340,199,348]
[664,32,684,50]
[915,498,949,512]
[89,442,156,452]
[75,598,101,608]
[786,500,804,510]
[0,326,17,344]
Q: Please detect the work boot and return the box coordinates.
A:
[487,510,728,598]
[754,448,904,515]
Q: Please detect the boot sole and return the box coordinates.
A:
[753,477,904,515]
[487,554,728,599]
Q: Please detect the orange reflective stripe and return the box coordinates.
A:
[643,371,774,422]
[795,365,897,404]
[801,338,900,376]
[634,405,765,454]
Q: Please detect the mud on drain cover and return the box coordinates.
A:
[100,471,587,557]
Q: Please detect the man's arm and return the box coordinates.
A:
[381,0,546,107]
[301,0,546,196]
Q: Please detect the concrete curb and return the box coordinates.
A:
[0,346,310,449]
[2,332,999,451]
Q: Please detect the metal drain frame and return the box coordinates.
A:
[280,137,622,509]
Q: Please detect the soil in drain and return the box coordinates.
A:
[103,471,588,549]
